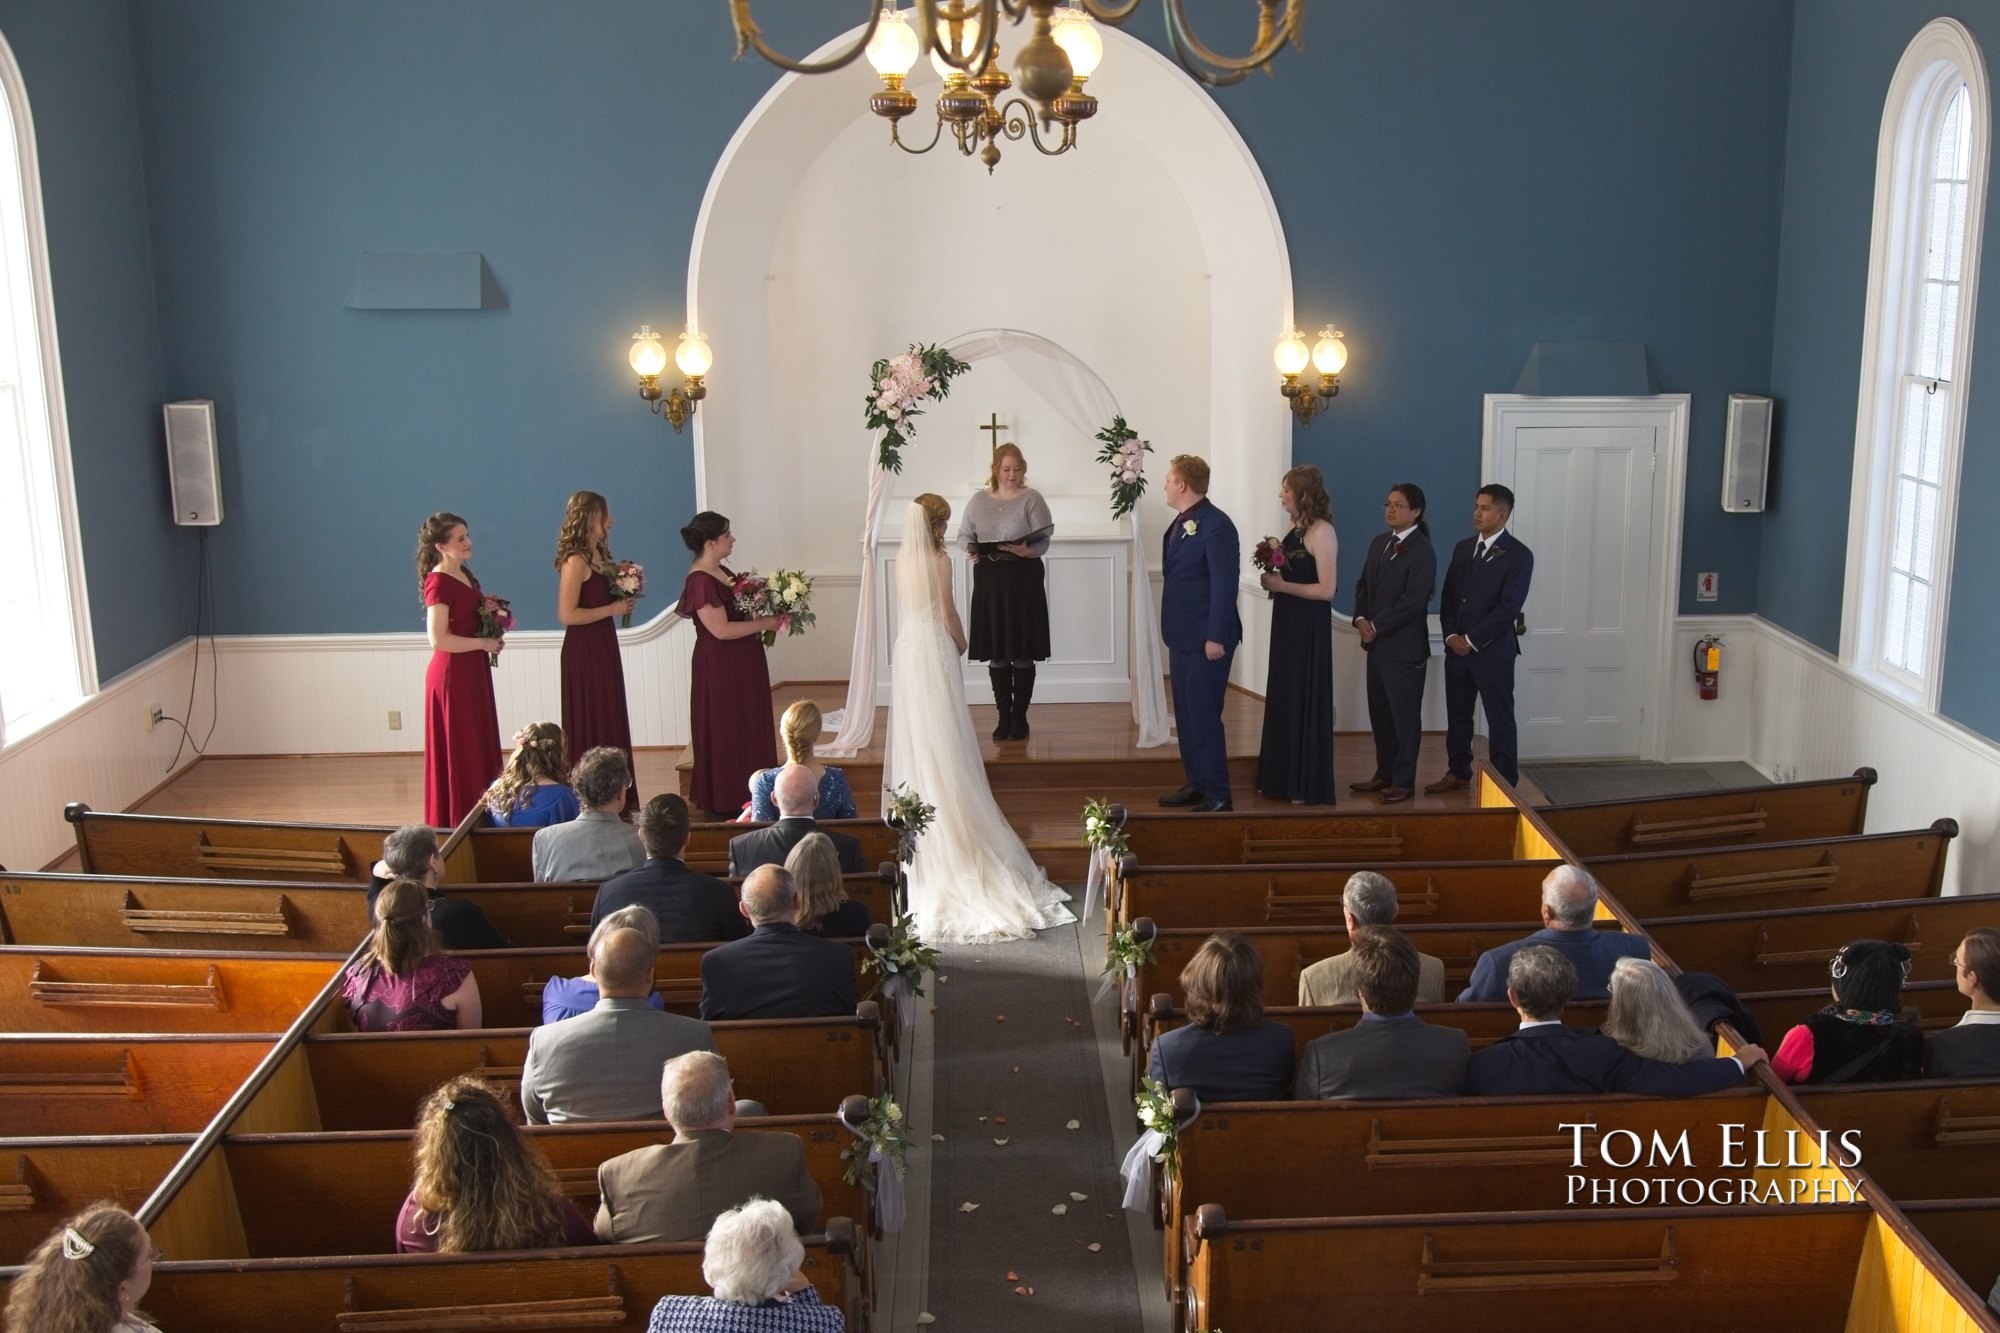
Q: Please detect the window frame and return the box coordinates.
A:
[1841,18,1991,711]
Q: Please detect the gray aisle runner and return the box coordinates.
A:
[924,924,1144,1331]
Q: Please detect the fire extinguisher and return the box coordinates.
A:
[1693,635,1723,701]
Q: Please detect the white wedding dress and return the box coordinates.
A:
[887,502,1075,943]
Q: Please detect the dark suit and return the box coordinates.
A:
[592,856,748,943]
[1144,1020,1294,1103]
[366,876,509,950]
[727,818,865,878]
[1439,530,1534,784]
[699,922,857,1020]
[1466,1022,1747,1097]
[594,1128,822,1243]
[1160,496,1242,802]
[1294,1013,1469,1100]
[1458,925,1652,1002]
[1352,527,1437,789]
[1925,1020,2000,1079]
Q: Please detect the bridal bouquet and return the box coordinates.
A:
[475,594,513,667]
[1251,536,1286,599]
[733,568,815,647]
[608,559,645,628]
[866,343,971,473]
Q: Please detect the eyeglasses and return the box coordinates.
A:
[146,1245,165,1265]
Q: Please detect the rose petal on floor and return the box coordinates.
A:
[1065,1119,1081,1130]
[1051,1203,1068,1215]
[959,1202,979,1213]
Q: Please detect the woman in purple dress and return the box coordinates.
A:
[342,879,483,1032]
[556,490,639,813]
[679,512,784,819]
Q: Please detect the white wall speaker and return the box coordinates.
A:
[163,400,223,526]
[1721,393,1772,513]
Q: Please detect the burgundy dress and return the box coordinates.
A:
[562,566,638,813]
[342,955,474,1032]
[680,569,776,815]
[423,572,502,828]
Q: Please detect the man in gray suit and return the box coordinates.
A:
[1295,927,1470,1100]
[531,747,646,883]
[595,1050,822,1243]
[1296,872,1447,1007]
[519,925,715,1124]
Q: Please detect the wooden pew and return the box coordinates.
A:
[1537,769,1875,857]
[1143,997,1610,1066]
[458,819,902,882]
[63,804,386,882]
[1109,808,1522,874]
[1740,980,1966,1046]
[1640,893,2000,993]
[0,1034,276,1135]
[0,1135,193,1265]
[1793,1080,2000,1202]
[0,947,344,1035]
[1587,822,1957,918]
[1116,859,1558,932]
[301,1010,884,1128]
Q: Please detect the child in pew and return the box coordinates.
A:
[1773,939,1927,1085]
[397,1076,596,1253]
[1146,932,1295,1103]
[543,904,670,1022]
[1602,957,1715,1063]
[4,1201,161,1332]
[1928,928,2000,1078]
[484,721,582,827]
[344,879,483,1032]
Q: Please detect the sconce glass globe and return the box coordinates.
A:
[1050,7,1103,80]
[1274,329,1310,377]
[629,326,668,378]
[674,329,713,378]
[865,6,919,77]
[930,13,983,78]
[1312,326,1348,375]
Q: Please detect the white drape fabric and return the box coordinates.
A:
[820,328,1170,756]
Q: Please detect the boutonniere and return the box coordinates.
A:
[1181,519,1198,537]
[1387,542,1401,562]
[1484,546,1504,561]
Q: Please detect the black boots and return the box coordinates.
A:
[1009,664,1036,741]
[989,666,1014,741]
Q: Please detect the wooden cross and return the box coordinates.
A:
[979,412,1007,449]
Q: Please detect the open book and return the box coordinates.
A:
[971,524,1054,560]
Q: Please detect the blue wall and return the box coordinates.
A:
[0,0,190,679]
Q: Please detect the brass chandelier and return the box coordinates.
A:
[728,1,1306,173]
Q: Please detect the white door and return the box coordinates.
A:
[1484,396,1688,761]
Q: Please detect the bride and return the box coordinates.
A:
[887,494,1075,943]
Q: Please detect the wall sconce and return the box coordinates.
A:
[629,324,711,433]
[1276,325,1348,427]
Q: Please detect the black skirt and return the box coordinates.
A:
[968,557,1051,663]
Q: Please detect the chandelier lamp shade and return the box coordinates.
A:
[630,324,711,434]
[1277,324,1346,427]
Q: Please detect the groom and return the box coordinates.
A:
[1159,454,1241,813]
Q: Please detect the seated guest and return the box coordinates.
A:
[367,822,509,949]
[747,700,859,823]
[1773,939,1926,1085]
[786,833,871,937]
[484,721,581,827]
[728,766,865,877]
[1603,957,1714,1063]
[3,1201,161,1333]
[1145,932,1294,1102]
[543,905,671,1024]
[597,1051,822,1243]
[532,746,645,882]
[644,1198,846,1333]
[1929,928,2000,1078]
[700,867,858,1021]
[1297,872,1446,1006]
[522,925,716,1123]
[397,1075,595,1253]
[1457,864,1649,1002]
[1295,926,1468,1099]
[343,878,482,1031]
[591,793,747,941]
[1466,946,1764,1096]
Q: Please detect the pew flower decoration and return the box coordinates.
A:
[1093,417,1152,520]
[608,559,645,628]
[867,343,972,474]
[476,595,514,668]
[885,783,936,867]
[1135,1076,1180,1179]
[1081,797,1131,863]
[1104,922,1155,975]
[864,912,941,1001]
[840,1091,912,1188]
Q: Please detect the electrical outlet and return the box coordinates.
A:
[387,710,402,731]
[143,705,163,732]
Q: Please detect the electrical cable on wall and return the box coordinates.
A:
[162,526,219,771]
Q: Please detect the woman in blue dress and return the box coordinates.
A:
[484,721,582,827]
[745,700,856,822]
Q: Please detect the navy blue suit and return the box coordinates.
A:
[1146,1020,1295,1103]
[1465,1023,1746,1097]
[1439,530,1534,784]
[698,922,857,1021]
[590,856,748,943]
[1458,925,1652,1002]
[1352,528,1437,789]
[1161,497,1242,802]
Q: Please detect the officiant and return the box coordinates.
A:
[963,442,1053,742]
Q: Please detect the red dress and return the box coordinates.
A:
[423,572,502,827]
[680,568,776,815]
[562,567,637,813]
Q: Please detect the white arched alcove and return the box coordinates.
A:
[688,22,1292,688]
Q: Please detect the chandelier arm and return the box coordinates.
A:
[890,115,950,156]
[1078,0,1144,22]
[997,99,1073,156]
[729,0,884,73]
[1161,0,1302,76]
[925,0,1000,78]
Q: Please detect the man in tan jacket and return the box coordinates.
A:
[594,1050,822,1243]
[1297,871,1446,1006]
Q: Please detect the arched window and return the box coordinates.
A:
[1843,19,1990,707]
[0,30,91,744]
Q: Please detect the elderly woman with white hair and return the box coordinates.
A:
[644,1197,844,1332]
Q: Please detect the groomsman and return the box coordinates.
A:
[1350,484,1437,804]
[1428,484,1534,791]
[1158,454,1241,813]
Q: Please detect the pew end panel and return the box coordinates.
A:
[0,1034,277,1135]
[0,948,345,1034]
[0,1137,193,1265]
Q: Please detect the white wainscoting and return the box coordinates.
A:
[0,640,207,869]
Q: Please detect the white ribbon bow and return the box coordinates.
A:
[837,1100,907,1234]
[1120,1095,1199,1212]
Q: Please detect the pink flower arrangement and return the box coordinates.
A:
[476,595,514,667]
[1093,417,1152,520]
[733,568,816,648]
[608,559,645,627]
[1252,537,1287,599]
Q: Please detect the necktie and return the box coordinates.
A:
[1475,539,1488,563]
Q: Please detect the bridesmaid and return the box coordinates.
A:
[555,490,638,813]
[1255,465,1339,804]
[678,512,784,820]
[418,511,504,828]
